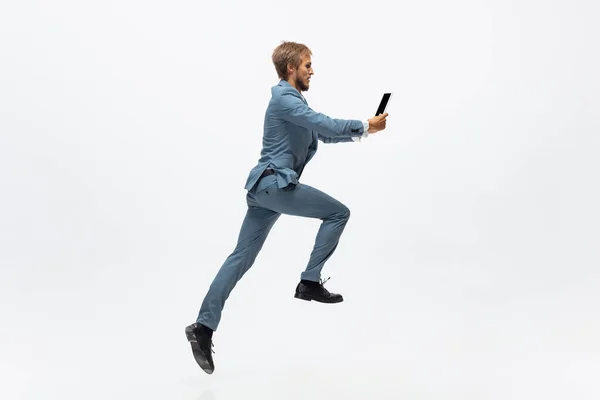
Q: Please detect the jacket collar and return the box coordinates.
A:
[279,79,292,88]
[278,79,306,103]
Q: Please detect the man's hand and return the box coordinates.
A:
[367,112,389,134]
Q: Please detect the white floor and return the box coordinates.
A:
[3,238,600,400]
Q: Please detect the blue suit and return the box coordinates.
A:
[196,79,368,330]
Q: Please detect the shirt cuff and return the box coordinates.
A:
[352,121,369,142]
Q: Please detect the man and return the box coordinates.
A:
[185,41,389,374]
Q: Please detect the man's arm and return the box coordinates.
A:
[318,121,370,143]
[277,90,365,139]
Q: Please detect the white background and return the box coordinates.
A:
[1,0,599,399]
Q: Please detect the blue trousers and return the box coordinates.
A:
[196,174,351,331]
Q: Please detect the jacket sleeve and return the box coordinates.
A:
[277,90,365,139]
[317,133,356,143]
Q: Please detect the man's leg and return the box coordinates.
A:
[196,205,281,331]
[187,203,280,374]
[254,182,351,285]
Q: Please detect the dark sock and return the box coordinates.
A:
[200,324,213,338]
[301,279,320,287]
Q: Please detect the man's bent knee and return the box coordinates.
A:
[332,204,351,221]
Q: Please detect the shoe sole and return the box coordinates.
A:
[294,293,344,303]
[185,327,214,375]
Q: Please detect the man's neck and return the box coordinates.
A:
[286,78,300,92]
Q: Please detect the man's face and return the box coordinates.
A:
[289,54,313,92]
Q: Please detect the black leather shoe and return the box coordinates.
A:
[294,277,343,303]
[185,323,215,374]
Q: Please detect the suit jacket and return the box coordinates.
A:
[244,79,366,192]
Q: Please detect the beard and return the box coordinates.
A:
[296,76,309,92]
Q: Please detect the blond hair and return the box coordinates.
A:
[272,41,312,80]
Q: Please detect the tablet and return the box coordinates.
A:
[376,92,393,116]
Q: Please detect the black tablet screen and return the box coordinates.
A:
[376,93,392,116]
